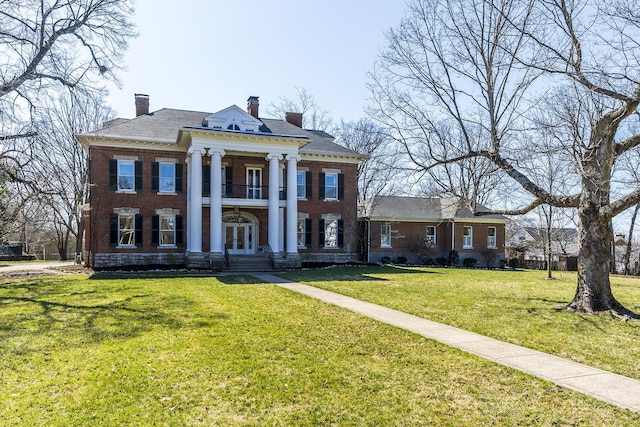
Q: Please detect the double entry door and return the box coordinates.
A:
[224,223,255,254]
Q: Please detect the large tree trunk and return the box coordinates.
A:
[567,187,637,318]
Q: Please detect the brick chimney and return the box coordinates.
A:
[135,93,149,116]
[247,96,259,118]
[285,112,303,128]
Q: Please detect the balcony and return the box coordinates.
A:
[203,184,287,200]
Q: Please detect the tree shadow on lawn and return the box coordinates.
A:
[0,277,226,356]
[278,265,440,283]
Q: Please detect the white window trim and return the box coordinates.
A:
[246,167,262,199]
[297,217,307,248]
[297,171,307,200]
[158,162,176,194]
[426,226,436,245]
[159,214,176,247]
[324,172,338,201]
[117,160,135,192]
[117,213,135,248]
[463,226,473,249]
[487,226,497,249]
[323,214,340,249]
[381,223,392,248]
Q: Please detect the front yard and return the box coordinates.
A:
[1,269,639,425]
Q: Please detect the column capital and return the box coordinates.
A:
[265,153,283,161]
[208,148,226,157]
[286,154,301,162]
[188,146,206,156]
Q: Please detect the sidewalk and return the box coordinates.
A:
[252,273,640,413]
[0,261,75,273]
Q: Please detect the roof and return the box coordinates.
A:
[521,227,578,242]
[77,108,363,159]
[361,196,509,222]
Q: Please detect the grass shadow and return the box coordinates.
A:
[280,265,440,282]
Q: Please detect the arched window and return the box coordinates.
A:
[227,124,240,130]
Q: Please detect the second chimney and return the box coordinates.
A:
[135,93,149,116]
[285,112,303,128]
[247,96,259,118]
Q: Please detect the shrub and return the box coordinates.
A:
[395,256,408,264]
[498,259,508,269]
[380,256,391,264]
[424,257,436,266]
[508,258,520,268]
[436,257,448,266]
[448,250,459,266]
[463,257,478,268]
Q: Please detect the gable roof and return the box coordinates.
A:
[77,107,363,160]
[361,196,509,223]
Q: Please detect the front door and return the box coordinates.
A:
[224,223,254,254]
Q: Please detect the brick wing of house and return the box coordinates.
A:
[359,196,509,267]
[76,95,363,270]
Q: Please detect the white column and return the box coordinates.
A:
[189,147,204,253]
[286,154,300,254]
[185,156,192,252]
[266,153,282,252]
[209,148,225,254]
[278,163,285,252]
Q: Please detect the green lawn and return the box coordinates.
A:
[282,266,640,381]
[0,272,639,425]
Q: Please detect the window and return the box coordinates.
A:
[426,226,436,245]
[110,159,142,192]
[227,123,240,130]
[118,161,135,191]
[246,168,262,199]
[153,162,183,194]
[487,227,497,248]
[159,163,175,192]
[325,217,338,248]
[297,171,306,198]
[463,226,473,248]
[297,218,306,247]
[119,214,135,246]
[160,215,175,246]
[324,173,338,200]
[381,223,392,247]
[319,216,343,248]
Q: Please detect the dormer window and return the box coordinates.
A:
[227,124,240,131]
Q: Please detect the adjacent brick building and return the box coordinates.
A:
[78,95,363,269]
[360,196,508,267]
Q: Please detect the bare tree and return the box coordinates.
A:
[267,87,333,131]
[333,118,404,205]
[26,92,113,258]
[370,0,640,318]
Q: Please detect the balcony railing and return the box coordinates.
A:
[204,184,286,200]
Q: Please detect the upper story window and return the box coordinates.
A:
[319,171,344,201]
[487,226,497,248]
[118,161,135,191]
[246,167,262,199]
[109,159,142,193]
[463,226,473,249]
[324,173,338,200]
[227,124,240,130]
[152,162,183,194]
[426,226,436,245]
[297,171,306,198]
[159,163,175,192]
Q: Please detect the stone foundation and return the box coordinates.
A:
[300,252,359,264]
[91,252,185,269]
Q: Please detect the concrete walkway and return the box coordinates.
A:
[0,261,75,273]
[252,273,640,413]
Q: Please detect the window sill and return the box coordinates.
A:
[116,245,136,249]
[159,245,177,248]
[323,246,340,250]
[157,192,178,196]
[463,246,473,250]
[381,245,392,249]
[116,190,137,194]
[323,199,339,202]
[487,246,497,250]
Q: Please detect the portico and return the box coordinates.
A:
[180,110,306,269]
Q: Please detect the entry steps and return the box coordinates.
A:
[225,254,275,272]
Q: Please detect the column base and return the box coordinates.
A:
[185,252,208,269]
[285,253,302,269]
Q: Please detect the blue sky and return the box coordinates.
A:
[106,0,407,121]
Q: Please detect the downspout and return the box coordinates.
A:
[450,219,455,251]
[367,218,371,264]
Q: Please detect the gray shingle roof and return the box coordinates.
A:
[362,196,509,222]
[78,108,362,159]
